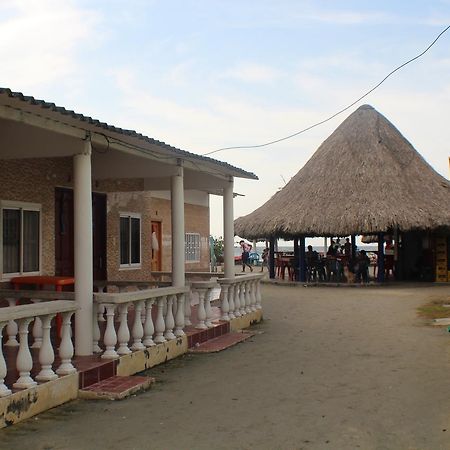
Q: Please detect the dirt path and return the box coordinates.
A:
[2,284,450,450]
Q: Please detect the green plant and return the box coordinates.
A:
[212,236,224,263]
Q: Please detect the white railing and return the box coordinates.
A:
[190,281,220,329]
[217,274,263,321]
[151,271,225,283]
[93,286,190,359]
[0,299,77,397]
[189,273,263,325]
[93,280,171,293]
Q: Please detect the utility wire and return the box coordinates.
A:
[204,25,450,156]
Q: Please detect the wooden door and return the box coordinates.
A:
[151,221,162,271]
[92,193,107,280]
[55,188,107,280]
[55,188,74,276]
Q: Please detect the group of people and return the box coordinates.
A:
[304,238,372,283]
[240,238,394,284]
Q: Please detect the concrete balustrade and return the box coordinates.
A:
[0,300,77,396]
[218,274,264,321]
[93,286,190,359]
[190,281,219,329]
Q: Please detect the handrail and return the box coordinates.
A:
[94,285,190,304]
[0,290,75,301]
[0,300,77,322]
[219,273,264,284]
[93,280,171,289]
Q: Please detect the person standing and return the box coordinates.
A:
[240,240,253,272]
[261,247,269,272]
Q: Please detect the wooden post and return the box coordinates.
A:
[269,237,275,279]
[293,237,299,281]
[351,235,356,260]
[377,233,385,282]
[299,236,306,282]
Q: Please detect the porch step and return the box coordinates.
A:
[78,375,154,400]
[188,331,255,353]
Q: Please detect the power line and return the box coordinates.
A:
[204,25,450,156]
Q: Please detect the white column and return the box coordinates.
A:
[223,178,235,278]
[171,164,185,288]
[74,140,94,356]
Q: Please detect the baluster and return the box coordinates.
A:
[234,284,241,317]
[228,284,235,319]
[56,311,76,374]
[174,293,185,337]
[143,299,155,347]
[256,279,262,309]
[98,304,106,322]
[5,298,19,346]
[30,299,43,348]
[205,288,213,328]
[93,303,102,353]
[245,281,252,313]
[0,322,12,397]
[240,281,247,315]
[220,284,230,321]
[195,289,207,329]
[164,295,176,340]
[184,291,193,326]
[251,279,258,311]
[36,314,58,381]
[13,317,37,389]
[117,303,131,354]
[153,296,167,344]
[101,304,119,359]
[131,301,145,350]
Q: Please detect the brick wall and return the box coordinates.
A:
[0,157,211,280]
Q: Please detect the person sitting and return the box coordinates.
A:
[305,245,319,281]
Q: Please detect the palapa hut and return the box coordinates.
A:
[235,104,450,283]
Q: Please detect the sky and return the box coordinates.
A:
[1,0,449,239]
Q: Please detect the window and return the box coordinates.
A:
[1,201,41,277]
[185,233,200,262]
[120,213,141,267]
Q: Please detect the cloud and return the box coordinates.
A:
[0,0,99,90]
[221,62,283,83]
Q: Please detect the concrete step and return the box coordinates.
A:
[79,375,154,400]
[188,331,255,353]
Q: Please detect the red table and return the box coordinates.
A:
[10,276,75,292]
[10,276,75,335]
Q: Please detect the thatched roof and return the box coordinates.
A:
[235,105,450,239]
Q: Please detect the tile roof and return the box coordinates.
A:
[0,87,257,180]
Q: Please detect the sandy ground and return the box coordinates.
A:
[1,283,450,450]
